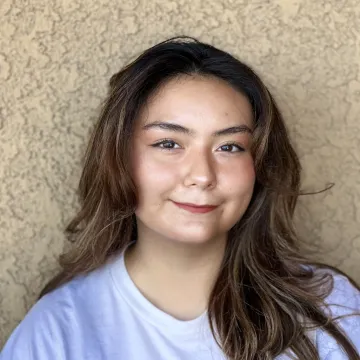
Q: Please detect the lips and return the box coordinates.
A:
[172,201,218,214]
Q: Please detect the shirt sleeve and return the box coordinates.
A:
[316,273,360,359]
[1,296,67,360]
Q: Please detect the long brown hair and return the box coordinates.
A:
[40,36,360,359]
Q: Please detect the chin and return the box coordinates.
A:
[166,229,223,245]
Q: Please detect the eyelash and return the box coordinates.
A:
[151,139,245,153]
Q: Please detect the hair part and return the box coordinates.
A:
[40,36,360,360]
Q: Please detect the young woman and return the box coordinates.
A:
[1,36,359,360]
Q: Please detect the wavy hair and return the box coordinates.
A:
[40,36,359,360]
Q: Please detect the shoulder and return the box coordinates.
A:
[322,269,360,317]
[1,286,75,359]
[315,269,360,359]
[1,261,116,360]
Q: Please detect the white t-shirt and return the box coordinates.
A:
[1,250,360,360]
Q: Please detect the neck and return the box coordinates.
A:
[125,231,227,321]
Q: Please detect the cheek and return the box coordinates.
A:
[132,153,179,199]
[242,157,256,183]
[221,156,256,193]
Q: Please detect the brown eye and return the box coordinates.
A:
[152,140,181,150]
[162,141,176,149]
[218,143,244,152]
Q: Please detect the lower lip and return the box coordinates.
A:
[172,202,217,214]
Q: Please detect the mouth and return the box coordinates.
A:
[171,201,218,214]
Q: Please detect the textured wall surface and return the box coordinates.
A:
[1,0,360,346]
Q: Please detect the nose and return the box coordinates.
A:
[183,149,217,189]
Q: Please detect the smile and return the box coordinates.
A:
[172,201,218,214]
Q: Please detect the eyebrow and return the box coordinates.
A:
[142,121,253,136]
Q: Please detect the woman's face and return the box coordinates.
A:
[131,75,256,245]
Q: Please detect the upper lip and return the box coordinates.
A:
[172,201,218,208]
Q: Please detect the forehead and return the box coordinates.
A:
[137,75,254,130]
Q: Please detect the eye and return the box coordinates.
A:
[218,143,245,153]
[151,139,181,150]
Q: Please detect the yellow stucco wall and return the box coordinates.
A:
[1,0,360,346]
